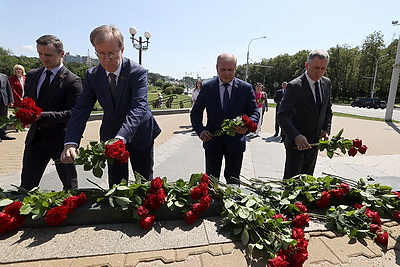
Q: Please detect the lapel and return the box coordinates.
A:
[320,77,328,107]
[114,58,129,111]
[39,67,67,106]
[227,78,238,112]
[31,67,44,103]
[212,78,223,112]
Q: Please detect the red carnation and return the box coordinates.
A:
[0,212,12,234]
[139,214,156,230]
[200,194,211,210]
[151,177,163,190]
[272,214,285,220]
[191,203,204,214]
[137,205,150,218]
[3,201,23,217]
[330,189,344,199]
[117,150,130,164]
[353,139,362,148]
[353,203,364,210]
[292,213,310,227]
[376,231,389,245]
[316,191,331,208]
[190,186,203,200]
[348,147,358,157]
[77,192,86,206]
[295,202,308,213]
[184,210,199,224]
[242,114,257,132]
[62,196,80,214]
[369,223,382,233]
[340,183,350,194]
[267,255,290,267]
[200,173,210,184]
[105,140,130,164]
[393,211,400,220]
[393,191,400,200]
[358,145,368,154]
[291,250,309,267]
[7,216,25,231]
[292,228,305,240]
[365,209,382,225]
[44,206,69,226]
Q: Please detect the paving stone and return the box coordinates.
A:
[135,254,201,267]
[202,217,231,244]
[307,237,341,265]
[69,254,126,267]
[125,250,175,266]
[200,247,248,267]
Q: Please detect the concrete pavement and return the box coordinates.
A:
[1,109,400,266]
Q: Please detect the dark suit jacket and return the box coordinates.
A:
[24,66,83,146]
[65,57,161,149]
[0,73,13,108]
[277,73,332,145]
[190,77,259,154]
[274,89,284,105]
[8,75,25,107]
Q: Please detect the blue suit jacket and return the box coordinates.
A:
[190,77,259,154]
[65,57,161,149]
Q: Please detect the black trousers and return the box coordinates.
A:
[107,142,154,187]
[0,102,8,136]
[283,146,318,180]
[205,146,243,184]
[20,131,77,190]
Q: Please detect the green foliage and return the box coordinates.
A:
[75,140,107,178]
[214,116,244,136]
[316,129,354,158]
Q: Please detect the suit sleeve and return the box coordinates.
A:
[246,84,260,124]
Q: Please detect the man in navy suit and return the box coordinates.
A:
[0,71,14,142]
[60,25,161,187]
[21,35,82,190]
[277,49,332,179]
[190,53,259,184]
[274,81,287,139]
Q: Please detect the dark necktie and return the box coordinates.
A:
[222,83,230,113]
[109,73,117,102]
[39,70,52,100]
[314,81,321,112]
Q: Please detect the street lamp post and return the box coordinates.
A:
[129,27,151,65]
[367,52,389,98]
[245,36,266,82]
[385,20,400,121]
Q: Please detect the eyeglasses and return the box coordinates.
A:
[95,50,120,60]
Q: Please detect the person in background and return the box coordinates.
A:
[278,49,332,180]
[190,53,259,184]
[274,81,287,141]
[157,92,163,108]
[8,64,26,108]
[253,82,267,136]
[191,80,202,106]
[60,25,161,187]
[20,35,82,190]
[0,71,14,142]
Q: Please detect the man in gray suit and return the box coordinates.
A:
[277,49,332,180]
[0,71,15,142]
[60,25,161,187]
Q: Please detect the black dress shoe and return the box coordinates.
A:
[0,138,2,142]
[273,133,278,137]
[0,135,16,140]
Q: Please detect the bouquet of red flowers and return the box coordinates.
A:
[214,115,257,136]
[0,97,42,131]
[75,139,130,178]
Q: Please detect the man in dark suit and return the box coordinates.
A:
[278,49,332,180]
[20,35,83,190]
[274,81,287,139]
[190,53,259,184]
[0,72,15,142]
[60,25,161,187]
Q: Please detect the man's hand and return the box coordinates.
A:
[199,130,213,142]
[320,131,329,141]
[234,125,248,135]
[294,134,311,150]
[60,144,78,163]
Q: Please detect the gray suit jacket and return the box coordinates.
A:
[0,73,13,107]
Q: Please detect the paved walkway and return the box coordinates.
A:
[1,109,400,266]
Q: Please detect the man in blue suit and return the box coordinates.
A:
[190,53,259,184]
[60,25,161,187]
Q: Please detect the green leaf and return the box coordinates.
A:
[20,204,33,215]
[224,199,235,209]
[233,227,243,236]
[114,196,131,206]
[0,199,13,207]
[93,167,103,178]
[238,208,250,219]
[241,228,249,245]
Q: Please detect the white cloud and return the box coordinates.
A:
[21,45,34,52]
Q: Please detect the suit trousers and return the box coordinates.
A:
[20,130,78,190]
[0,102,7,136]
[283,146,318,179]
[107,142,154,187]
[205,145,243,184]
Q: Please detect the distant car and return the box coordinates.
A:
[351,97,386,109]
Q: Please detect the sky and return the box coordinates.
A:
[1,0,399,80]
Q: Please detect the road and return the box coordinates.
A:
[331,104,400,121]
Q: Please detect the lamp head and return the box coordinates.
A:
[129,27,137,36]
[144,31,152,39]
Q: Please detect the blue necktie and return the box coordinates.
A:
[314,81,321,112]
[222,83,230,113]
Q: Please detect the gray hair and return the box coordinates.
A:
[90,25,124,48]
[36,35,64,53]
[217,53,237,66]
[307,49,329,63]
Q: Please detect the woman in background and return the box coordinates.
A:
[8,64,26,108]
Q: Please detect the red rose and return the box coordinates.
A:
[16,108,37,126]
[272,214,285,220]
[156,189,166,205]
[191,203,204,214]
[358,145,368,154]
[0,212,12,234]
[292,228,305,240]
[348,147,358,157]
[151,177,163,190]
[144,190,165,210]
[3,201,23,217]
[139,214,156,230]
[7,216,25,231]
[292,213,310,227]
[393,191,400,200]
[137,205,150,218]
[190,186,203,200]
[330,189,344,199]
[393,211,400,220]
[316,191,331,208]
[291,250,309,267]
[369,224,382,233]
[200,183,209,195]
[340,183,350,194]
[353,203,364,210]
[242,115,257,133]
[200,173,210,185]
[295,202,308,213]
[353,139,362,148]
[296,238,309,250]
[267,255,290,267]
[117,150,130,164]
[44,206,69,226]
[200,194,211,210]
[365,209,382,225]
[62,196,80,214]
[184,210,199,224]
[376,231,389,245]
[77,192,86,206]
